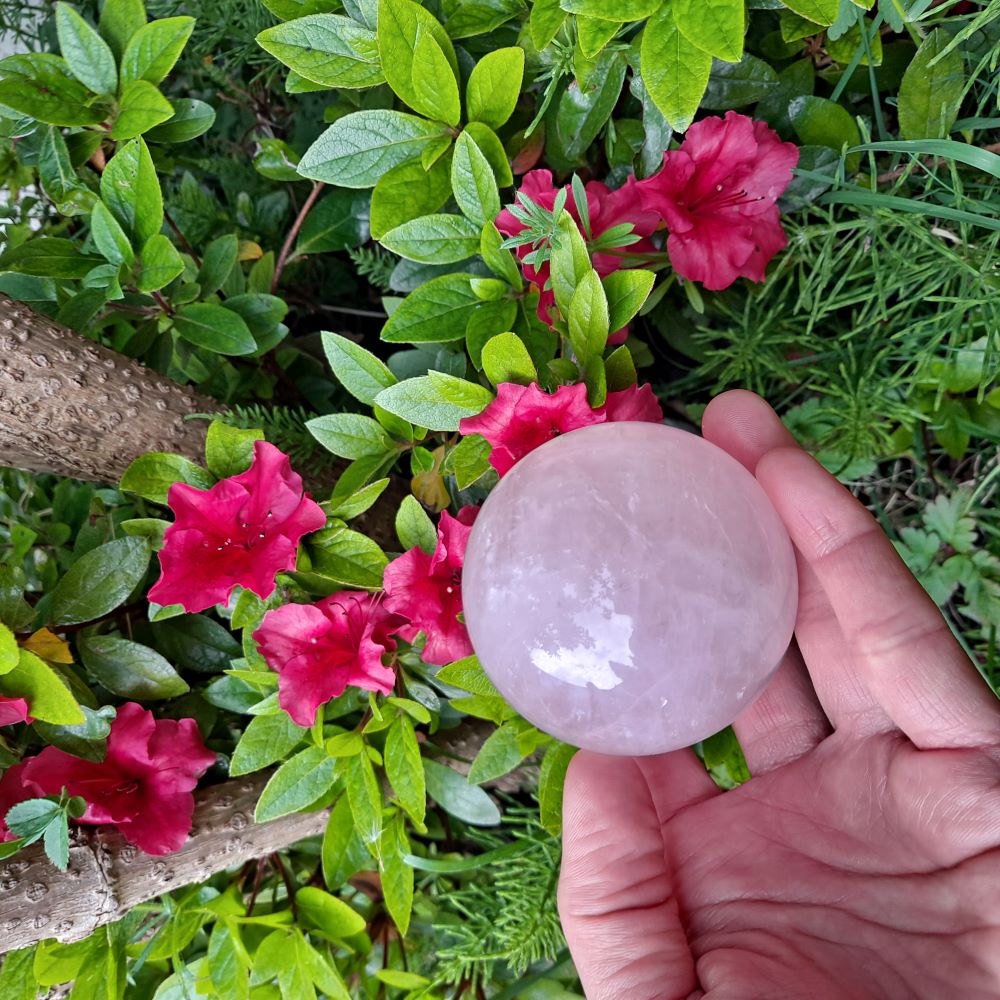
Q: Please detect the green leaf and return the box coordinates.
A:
[780,0,839,25]
[120,16,195,86]
[381,272,480,343]
[309,527,389,589]
[5,798,61,842]
[605,343,637,390]
[298,110,448,188]
[0,53,104,126]
[90,200,135,266]
[466,47,524,129]
[549,211,591,317]
[538,741,577,835]
[370,155,452,241]
[0,238,103,278]
[197,234,239,295]
[120,452,214,504]
[296,190,371,255]
[0,623,17,676]
[467,722,529,784]
[451,131,501,227]
[345,748,382,847]
[701,725,751,787]
[530,0,567,48]
[385,714,425,825]
[306,413,392,460]
[604,269,655,331]
[559,0,661,16]
[412,30,461,126]
[443,434,492,488]
[673,0,744,62]
[43,812,70,872]
[256,15,384,89]
[789,95,861,163]
[0,650,83,725]
[325,731,364,757]
[423,758,500,825]
[49,538,150,627]
[330,478,390,520]
[640,4,712,132]
[208,922,249,1000]
[231,713,308,778]
[897,29,965,141]
[374,372,494,431]
[553,49,626,160]
[297,886,366,942]
[173,303,257,356]
[436,654,502,696]
[379,816,413,935]
[110,78,173,139]
[321,331,397,405]
[101,138,162,245]
[576,15,621,58]
[151,613,241,672]
[79,636,188,700]
[205,422,263,479]
[37,126,89,214]
[322,795,370,889]
[98,0,146,61]
[380,213,482,264]
[395,495,437,554]
[464,121,513,187]
[568,269,609,365]
[480,222,523,288]
[481,332,537,387]
[56,3,118,95]
[144,98,216,142]
[137,234,184,292]
[701,53,780,109]
[254,746,340,822]
[377,0,459,123]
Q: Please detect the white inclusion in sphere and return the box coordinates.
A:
[461,422,798,756]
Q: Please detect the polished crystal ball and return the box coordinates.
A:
[462,422,798,756]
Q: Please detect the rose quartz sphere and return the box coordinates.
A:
[462,422,798,756]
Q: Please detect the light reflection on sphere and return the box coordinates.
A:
[462,422,798,756]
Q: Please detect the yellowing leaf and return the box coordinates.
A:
[22,628,74,664]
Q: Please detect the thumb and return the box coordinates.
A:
[558,750,717,999]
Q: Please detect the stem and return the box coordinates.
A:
[151,290,174,316]
[272,180,325,293]
[164,210,201,268]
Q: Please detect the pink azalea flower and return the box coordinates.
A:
[0,696,31,727]
[496,170,658,329]
[637,112,799,291]
[458,382,662,476]
[254,593,402,727]
[22,702,215,855]
[597,384,664,423]
[383,508,479,665]
[0,762,32,842]
[148,440,326,614]
[459,383,603,477]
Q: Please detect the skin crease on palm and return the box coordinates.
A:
[557,390,1000,1000]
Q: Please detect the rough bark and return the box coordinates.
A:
[0,295,218,481]
[0,772,328,955]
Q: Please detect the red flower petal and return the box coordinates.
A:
[149,441,325,613]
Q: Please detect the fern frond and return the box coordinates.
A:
[348,246,397,294]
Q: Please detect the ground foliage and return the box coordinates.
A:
[0,0,998,996]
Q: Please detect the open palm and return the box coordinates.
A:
[558,391,1000,1000]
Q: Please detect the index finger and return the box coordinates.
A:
[756,447,1000,749]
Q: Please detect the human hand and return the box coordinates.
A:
[558,390,1000,1000]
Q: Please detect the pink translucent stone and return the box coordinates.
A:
[462,422,798,756]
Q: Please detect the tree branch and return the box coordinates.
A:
[272,181,324,293]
